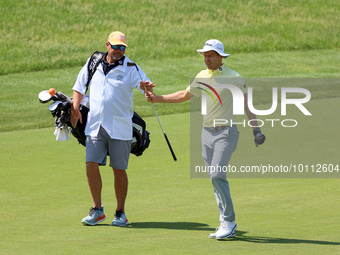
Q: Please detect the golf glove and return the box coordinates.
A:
[253,127,265,147]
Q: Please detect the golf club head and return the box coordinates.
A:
[127,62,140,71]
[127,62,136,67]
[127,61,143,83]
[38,90,53,103]
[48,101,62,114]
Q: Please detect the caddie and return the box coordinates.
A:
[70,31,154,226]
[146,39,266,239]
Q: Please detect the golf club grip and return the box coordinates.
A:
[163,133,177,162]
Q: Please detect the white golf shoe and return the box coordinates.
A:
[210,221,237,240]
[209,227,220,239]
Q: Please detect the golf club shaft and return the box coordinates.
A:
[149,102,177,161]
[129,62,177,162]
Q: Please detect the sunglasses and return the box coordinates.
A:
[110,44,126,51]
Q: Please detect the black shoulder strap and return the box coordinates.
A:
[85,51,106,93]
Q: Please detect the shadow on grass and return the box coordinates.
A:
[131,222,340,245]
[83,221,214,231]
[87,222,340,246]
[220,230,340,246]
[130,221,215,231]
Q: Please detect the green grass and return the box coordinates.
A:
[0,0,339,75]
[1,49,339,132]
[0,0,339,132]
[1,0,340,254]
[0,112,339,254]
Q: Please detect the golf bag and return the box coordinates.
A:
[71,105,150,156]
[38,52,150,156]
[83,51,151,156]
[39,91,150,156]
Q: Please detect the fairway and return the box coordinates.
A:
[1,0,339,254]
[0,110,339,254]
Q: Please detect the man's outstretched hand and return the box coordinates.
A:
[139,81,156,93]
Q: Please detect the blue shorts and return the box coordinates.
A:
[86,126,132,170]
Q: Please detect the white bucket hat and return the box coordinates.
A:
[197,39,230,58]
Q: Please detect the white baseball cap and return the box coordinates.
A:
[196,39,230,58]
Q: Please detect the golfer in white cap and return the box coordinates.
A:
[146,39,265,240]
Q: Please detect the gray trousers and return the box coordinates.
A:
[201,125,239,222]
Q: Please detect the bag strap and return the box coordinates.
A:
[85,51,106,93]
